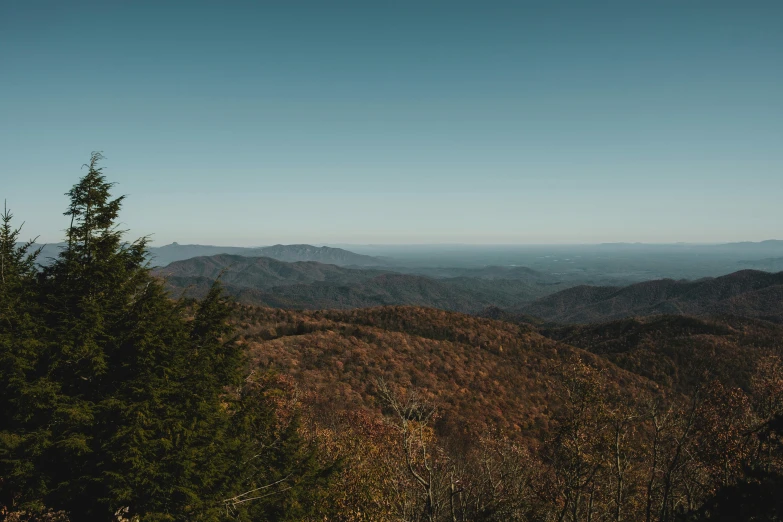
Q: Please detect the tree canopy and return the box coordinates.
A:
[0,153,332,521]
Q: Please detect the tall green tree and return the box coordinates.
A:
[0,201,41,421]
[30,153,247,520]
[30,152,155,518]
[0,203,48,511]
[1,153,333,520]
[0,202,35,420]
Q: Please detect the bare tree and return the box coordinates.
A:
[376,378,444,521]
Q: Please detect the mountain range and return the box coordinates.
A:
[28,242,388,268]
[156,252,783,324]
[155,254,567,313]
[149,242,388,267]
[516,269,783,324]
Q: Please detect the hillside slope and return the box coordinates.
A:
[520,269,783,323]
[232,305,659,437]
[230,303,783,446]
[541,314,783,392]
[158,255,563,312]
[156,254,387,288]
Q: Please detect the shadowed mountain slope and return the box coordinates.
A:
[540,314,783,392]
[157,255,566,312]
[520,270,783,324]
[156,254,387,288]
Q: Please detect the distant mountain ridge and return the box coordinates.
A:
[156,254,389,289]
[518,269,783,324]
[721,239,783,248]
[24,242,388,267]
[150,242,387,267]
[738,257,783,272]
[156,254,566,312]
[391,265,557,281]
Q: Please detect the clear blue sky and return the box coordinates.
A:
[1,1,781,245]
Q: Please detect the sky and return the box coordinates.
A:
[1,1,781,246]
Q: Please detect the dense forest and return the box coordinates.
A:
[2,156,783,521]
[517,273,783,324]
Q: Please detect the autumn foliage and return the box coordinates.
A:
[228,304,783,521]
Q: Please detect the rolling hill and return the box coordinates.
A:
[149,242,387,267]
[540,314,783,392]
[518,269,783,323]
[231,303,783,437]
[156,254,567,312]
[231,305,659,437]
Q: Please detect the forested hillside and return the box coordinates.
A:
[518,270,783,323]
[2,156,783,521]
[227,305,783,521]
[231,305,658,437]
[157,255,563,313]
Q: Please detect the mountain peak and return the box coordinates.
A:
[146,243,386,268]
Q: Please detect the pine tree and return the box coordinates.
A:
[22,153,233,519]
[1,153,334,520]
[223,371,337,521]
[27,153,149,518]
[0,203,47,511]
[0,201,42,420]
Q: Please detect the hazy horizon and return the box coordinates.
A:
[21,239,783,249]
[3,2,781,245]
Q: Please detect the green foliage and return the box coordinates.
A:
[225,372,338,520]
[0,153,333,520]
[0,202,49,511]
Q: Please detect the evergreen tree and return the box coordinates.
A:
[30,152,152,518]
[26,152,243,519]
[1,153,333,520]
[0,201,41,421]
[224,371,337,521]
[0,203,47,511]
